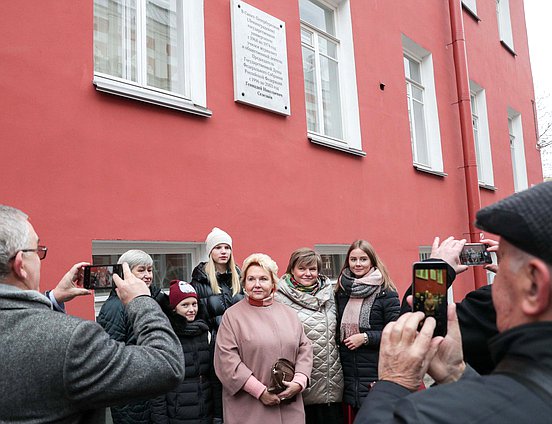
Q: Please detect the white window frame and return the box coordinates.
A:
[402,35,444,174]
[93,0,210,117]
[469,81,494,188]
[462,0,477,16]
[300,0,364,157]
[91,240,205,316]
[496,0,514,52]
[507,108,528,192]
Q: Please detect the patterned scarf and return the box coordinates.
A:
[339,267,383,341]
[245,291,274,307]
[284,273,321,294]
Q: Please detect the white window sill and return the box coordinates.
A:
[308,133,366,157]
[93,74,212,117]
[500,41,516,56]
[479,182,497,191]
[413,164,447,177]
[462,4,480,22]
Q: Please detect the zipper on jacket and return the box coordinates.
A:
[325,304,331,404]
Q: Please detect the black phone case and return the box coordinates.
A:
[412,261,449,337]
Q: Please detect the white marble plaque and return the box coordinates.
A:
[231,0,291,115]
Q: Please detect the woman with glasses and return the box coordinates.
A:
[335,240,400,422]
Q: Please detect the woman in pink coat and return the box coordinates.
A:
[214,253,313,424]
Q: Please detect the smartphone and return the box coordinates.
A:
[460,243,492,266]
[83,264,123,290]
[412,261,449,337]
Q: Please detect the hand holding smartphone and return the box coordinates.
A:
[83,264,123,290]
[412,261,449,337]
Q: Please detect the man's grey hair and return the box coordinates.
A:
[0,205,30,280]
[118,249,153,270]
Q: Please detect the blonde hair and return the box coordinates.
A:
[204,251,241,296]
[240,253,279,288]
[340,239,397,292]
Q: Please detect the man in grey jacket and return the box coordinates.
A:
[0,205,185,423]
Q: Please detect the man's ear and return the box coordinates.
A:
[11,252,28,280]
[521,259,551,317]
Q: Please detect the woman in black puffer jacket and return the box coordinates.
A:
[97,249,170,424]
[191,228,243,423]
[151,281,213,424]
[335,240,400,421]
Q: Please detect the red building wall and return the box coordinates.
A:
[1,0,541,319]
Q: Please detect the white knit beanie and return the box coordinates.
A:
[205,227,233,255]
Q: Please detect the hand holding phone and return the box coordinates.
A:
[412,261,449,337]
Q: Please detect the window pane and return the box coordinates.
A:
[302,46,319,133]
[146,0,185,95]
[413,100,429,165]
[301,28,313,46]
[299,0,335,36]
[320,55,343,139]
[94,0,137,81]
[404,56,421,84]
[151,253,192,289]
[319,37,337,59]
[412,85,423,102]
[320,253,346,280]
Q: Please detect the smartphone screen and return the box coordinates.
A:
[83,264,123,290]
[460,243,492,266]
[412,261,448,337]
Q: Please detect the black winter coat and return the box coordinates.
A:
[190,262,243,419]
[336,287,400,408]
[97,285,169,424]
[356,322,552,424]
[151,314,213,424]
[191,262,243,339]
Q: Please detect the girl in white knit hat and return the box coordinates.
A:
[191,227,243,423]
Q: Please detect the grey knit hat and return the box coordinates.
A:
[475,181,552,265]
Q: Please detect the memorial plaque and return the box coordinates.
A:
[231,0,291,115]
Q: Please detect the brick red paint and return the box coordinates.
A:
[1,0,541,319]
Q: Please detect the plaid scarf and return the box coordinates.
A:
[339,267,383,341]
[284,273,321,294]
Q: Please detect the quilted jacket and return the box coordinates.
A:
[275,275,343,405]
[151,314,213,423]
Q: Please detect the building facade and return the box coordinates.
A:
[1,0,542,319]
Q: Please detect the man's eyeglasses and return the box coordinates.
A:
[12,245,48,261]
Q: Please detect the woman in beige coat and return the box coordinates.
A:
[214,253,313,424]
[275,248,344,424]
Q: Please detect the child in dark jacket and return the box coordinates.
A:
[151,280,213,424]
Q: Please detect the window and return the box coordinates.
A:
[93,0,210,116]
[469,81,494,187]
[403,35,444,174]
[462,0,477,16]
[507,108,528,192]
[496,0,514,52]
[314,244,348,281]
[91,240,204,316]
[299,0,363,156]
